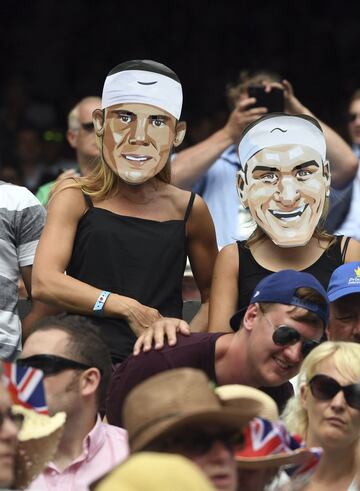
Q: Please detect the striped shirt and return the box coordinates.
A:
[0,181,45,359]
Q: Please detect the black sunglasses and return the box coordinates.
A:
[17,354,99,377]
[0,408,24,431]
[80,122,94,132]
[260,309,320,357]
[309,374,360,410]
[159,430,245,455]
[272,325,320,357]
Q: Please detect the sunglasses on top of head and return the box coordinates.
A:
[17,354,102,377]
[309,374,360,410]
[260,308,321,357]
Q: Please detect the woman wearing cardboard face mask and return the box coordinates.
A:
[208,113,360,334]
[281,342,360,491]
[32,60,217,363]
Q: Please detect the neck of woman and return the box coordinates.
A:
[117,178,160,204]
[311,441,357,484]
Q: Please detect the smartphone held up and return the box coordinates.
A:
[248,85,284,113]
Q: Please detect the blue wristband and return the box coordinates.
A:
[93,291,111,316]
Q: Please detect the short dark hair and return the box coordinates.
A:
[226,70,282,110]
[31,314,111,408]
[259,287,328,329]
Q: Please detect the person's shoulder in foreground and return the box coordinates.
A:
[27,417,128,491]
[106,332,224,427]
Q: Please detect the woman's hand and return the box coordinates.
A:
[133,317,191,355]
[124,299,162,337]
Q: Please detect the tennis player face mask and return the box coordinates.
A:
[237,114,330,247]
[93,60,186,185]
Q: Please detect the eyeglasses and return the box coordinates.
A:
[0,408,24,431]
[17,354,99,376]
[260,309,320,357]
[309,374,360,410]
[159,430,245,455]
[80,122,94,132]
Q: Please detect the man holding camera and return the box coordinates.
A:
[172,72,357,248]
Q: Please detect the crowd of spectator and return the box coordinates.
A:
[0,59,360,491]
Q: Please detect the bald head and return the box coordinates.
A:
[68,96,101,131]
[66,97,101,169]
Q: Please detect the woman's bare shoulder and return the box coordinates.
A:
[47,178,87,217]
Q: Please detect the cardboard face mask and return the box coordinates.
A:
[237,115,330,247]
[94,60,185,185]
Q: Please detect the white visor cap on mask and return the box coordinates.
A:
[101,68,183,120]
[238,114,326,168]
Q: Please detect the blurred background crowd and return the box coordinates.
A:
[2,1,360,192]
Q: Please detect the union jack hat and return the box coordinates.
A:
[235,417,322,476]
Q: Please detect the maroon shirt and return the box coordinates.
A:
[106,332,293,427]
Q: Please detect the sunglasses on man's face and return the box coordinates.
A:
[17,354,98,377]
[272,325,320,357]
[80,122,95,132]
[309,374,360,411]
[159,430,245,456]
[261,310,320,357]
[0,407,24,431]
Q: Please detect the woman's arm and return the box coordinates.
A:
[208,243,239,332]
[186,195,218,332]
[343,237,360,262]
[32,182,161,336]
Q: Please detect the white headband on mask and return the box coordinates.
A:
[238,115,326,168]
[101,69,183,119]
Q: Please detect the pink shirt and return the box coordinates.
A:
[27,416,128,491]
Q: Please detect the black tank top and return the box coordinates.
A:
[67,192,196,362]
[236,236,349,316]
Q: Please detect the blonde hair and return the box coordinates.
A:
[282,341,360,438]
[52,106,172,202]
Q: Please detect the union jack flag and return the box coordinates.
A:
[1,362,48,414]
[236,417,322,476]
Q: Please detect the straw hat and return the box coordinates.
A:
[93,452,216,491]
[123,368,268,452]
[215,385,278,421]
[12,405,66,489]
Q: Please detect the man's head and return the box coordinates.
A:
[123,368,267,491]
[20,315,111,417]
[327,262,360,343]
[93,59,186,185]
[230,270,329,387]
[347,89,360,146]
[237,113,330,247]
[0,365,19,489]
[226,70,282,110]
[67,96,101,166]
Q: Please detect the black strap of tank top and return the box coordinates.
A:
[341,236,351,263]
[83,193,93,208]
[184,192,196,222]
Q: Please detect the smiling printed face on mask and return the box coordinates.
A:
[240,144,330,247]
[94,102,185,185]
[237,114,330,247]
[93,59,186,185]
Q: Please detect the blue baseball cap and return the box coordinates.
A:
[327,262,360,302]
[230,270,329,331]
